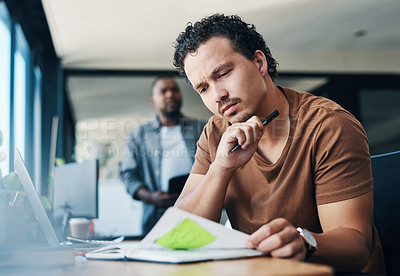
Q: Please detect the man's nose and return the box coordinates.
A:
[165,89,175,98]
[213,85,229,103]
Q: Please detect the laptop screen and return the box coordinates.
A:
[14,149,61,247]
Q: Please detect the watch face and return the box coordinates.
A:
[302,228,317,247]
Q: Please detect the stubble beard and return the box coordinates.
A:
[219,97,252,124]
[163,109,180,119]
[163,101,181,119]
[230,112,254,124]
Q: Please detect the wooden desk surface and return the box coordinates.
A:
[59,256,334,276]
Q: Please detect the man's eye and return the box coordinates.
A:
[218,70,230,79]
[199,86,208,94]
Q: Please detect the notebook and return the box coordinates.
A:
[86,207,264,264]
[14,149,122,251]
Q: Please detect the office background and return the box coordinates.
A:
[1,0,399,220]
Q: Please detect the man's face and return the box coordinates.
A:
[183,37,268,124]
[151,78,182,118]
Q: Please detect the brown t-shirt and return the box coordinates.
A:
[191,87,385,274]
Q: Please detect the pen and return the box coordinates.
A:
[229,109,280,153]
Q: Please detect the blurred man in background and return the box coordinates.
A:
[121,75,206,235]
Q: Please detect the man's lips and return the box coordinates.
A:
[218,97,241,116]
[221,103,237,115]
[166,100,178,107]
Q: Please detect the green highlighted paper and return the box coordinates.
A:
[156,218,216,249]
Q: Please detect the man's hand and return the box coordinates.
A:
[149,191,178,208]
[246,218,307,261]
[136,187,178,208]
[214,116,264,169]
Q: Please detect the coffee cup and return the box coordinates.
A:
[69,218,89,239]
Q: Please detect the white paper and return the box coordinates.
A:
[86,207,263,263]
[140,207,251,249]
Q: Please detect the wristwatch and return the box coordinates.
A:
[296,227,317,260]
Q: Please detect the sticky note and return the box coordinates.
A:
[156,218,216,249]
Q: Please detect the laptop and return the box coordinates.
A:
[14,149,121,250]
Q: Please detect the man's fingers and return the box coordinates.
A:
[236,127,255,149]
[270,241,305,260]
[247,218,288,247]
[246,115,264,127]
[246,218,307,260]
[227,120,263,149]
[247,218,300,250]
[255,225,297,253]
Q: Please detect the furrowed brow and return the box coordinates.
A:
[212,62,233,77]
[194,82,206,91]
[193,62,233,91]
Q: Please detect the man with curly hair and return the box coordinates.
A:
[172,14,385,274]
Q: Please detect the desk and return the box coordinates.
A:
[59,256,334,276]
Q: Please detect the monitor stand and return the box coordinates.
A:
[60,204,72,238]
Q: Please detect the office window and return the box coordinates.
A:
[13,24,29,160]
[0,2,11,175]
[359,89,400,155]
[33,66,42,191]
[13,51,26,158]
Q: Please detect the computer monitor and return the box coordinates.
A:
[52,159,99,236]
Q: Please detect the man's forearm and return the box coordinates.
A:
[175,163,236,222]
[121,167,147,199]
[136,187,153,203]
[311,228,371,271]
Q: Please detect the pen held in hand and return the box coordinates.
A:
[229,109,280,153]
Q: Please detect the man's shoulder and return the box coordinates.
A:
[282,87,338,111]
[286,88,363,137]
[285,87,353,122]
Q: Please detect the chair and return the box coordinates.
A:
[371,150,400,276]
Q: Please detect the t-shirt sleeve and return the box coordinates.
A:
[190,122,213,175]
[313,110,373,205]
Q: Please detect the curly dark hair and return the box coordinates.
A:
[173,14,278,81]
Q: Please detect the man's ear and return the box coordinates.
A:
[150,96,155,107]
[254,50,268,77]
